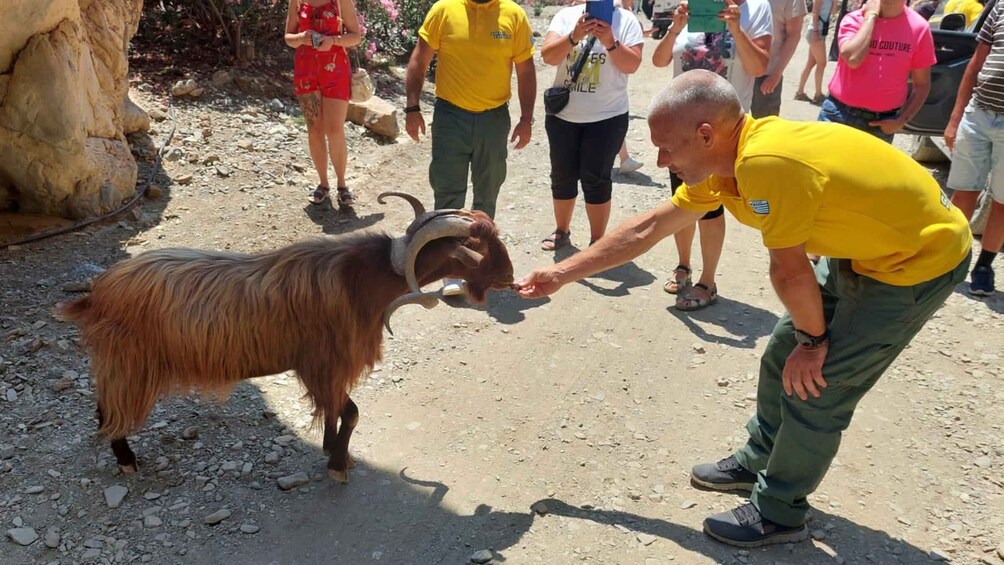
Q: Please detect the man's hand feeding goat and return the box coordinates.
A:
[57,193,515,482]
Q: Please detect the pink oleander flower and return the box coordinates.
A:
[379,0,399,21]
[365,41,377,59]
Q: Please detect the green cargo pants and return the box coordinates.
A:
[429,98,511,220]
[734,253,970,527]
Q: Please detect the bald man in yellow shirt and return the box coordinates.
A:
[516,70,971,548]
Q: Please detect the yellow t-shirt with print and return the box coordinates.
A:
[671,117,972,286]
[419,0,535,112]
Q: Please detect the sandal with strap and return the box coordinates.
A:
[793,92,812,103]
[663,265,692,295]
[677,282,718,311]
[337,187,355,207]
[309,184,331,205]
[541,229,571,251]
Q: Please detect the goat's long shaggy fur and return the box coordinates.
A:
[59,233,405,439]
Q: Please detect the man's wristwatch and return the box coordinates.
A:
[607,40,621,52]
[404,105,421,114]
[794,329,829,348]
[519,115,535,124]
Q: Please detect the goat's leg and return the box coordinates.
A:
[97,405,138,474]
[324,397,358,484]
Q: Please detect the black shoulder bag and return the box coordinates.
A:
[543,36,598,116]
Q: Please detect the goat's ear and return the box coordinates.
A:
[450,246,484,268]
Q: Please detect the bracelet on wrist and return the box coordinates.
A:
[568,34,578,46]
[404,105,421,113]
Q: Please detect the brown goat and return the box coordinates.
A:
[57,193,515,482]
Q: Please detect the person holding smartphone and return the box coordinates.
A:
[650,0,772,312]
[284,0,361,207]
[538,1,645,250]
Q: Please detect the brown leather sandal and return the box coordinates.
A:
[337,187,355,207]
[663,265,692,294]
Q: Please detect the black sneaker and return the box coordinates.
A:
[704,503,809,548]
[691,455,757,492]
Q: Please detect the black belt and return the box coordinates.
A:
[827,96,899,121]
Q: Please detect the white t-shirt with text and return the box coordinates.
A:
[548,5,645,123]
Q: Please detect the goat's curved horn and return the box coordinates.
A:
[403,215,474,293]
[383,289,444,335]
[377,192,426,220]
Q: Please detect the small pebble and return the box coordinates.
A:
[470,549,493,564]
[204,508,231,525]
[240,524,260,534]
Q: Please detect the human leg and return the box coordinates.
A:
[429,99,474,211]
[470,104,511,219]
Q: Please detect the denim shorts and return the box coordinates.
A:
[817,97,894,143]
[947,101,1004,204]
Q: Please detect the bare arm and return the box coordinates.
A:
[284,0,310,48]
[721,0,770,77]
[593,20,645,73]
[653,1,688,68]
[517,201,705,297]
[898,67,931,123]
[945,42,990,149]
[769,245,826,336]
[839,13,878,68]
[734,32,772,78]
[334,0,362,48]
[541,14,593,65]
[514,58,537,122]
[406,38,436,107]
[772,16,804,76]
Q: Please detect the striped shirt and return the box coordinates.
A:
[976,0,1004,113]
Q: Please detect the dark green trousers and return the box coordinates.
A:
[734,254,969,527]
[429,98,510,219]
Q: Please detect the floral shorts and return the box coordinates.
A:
[293,48,350,100]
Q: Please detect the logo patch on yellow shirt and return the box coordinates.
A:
[749,199,770,215]
[491,31,512,40]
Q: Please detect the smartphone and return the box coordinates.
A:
[311,33,324,49]
[585,0,615,24]
[687,0,726,33]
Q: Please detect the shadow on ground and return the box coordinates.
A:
[533,498,936,564]
[666,296,780,349]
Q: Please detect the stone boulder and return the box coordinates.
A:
[0,0,144,219]
[347,96,399,140]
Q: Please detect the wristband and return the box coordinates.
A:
[568,34,578,46]
[404,105,420,113]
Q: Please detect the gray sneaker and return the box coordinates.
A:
[691,455,757,492]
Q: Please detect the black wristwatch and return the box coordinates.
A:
[403,104,420,113]
[607,40,621,52]
[794,328,829,348]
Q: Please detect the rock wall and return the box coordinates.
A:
[0,0,144,219]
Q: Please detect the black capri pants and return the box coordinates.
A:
[669,171,725,220]
[545,112,629,205]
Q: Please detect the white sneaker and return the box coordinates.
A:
[442,278,465,297]
[619,157,644,173]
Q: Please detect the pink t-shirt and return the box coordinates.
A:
[828,8,936,112]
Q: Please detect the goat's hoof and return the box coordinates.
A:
[119,463,138,475]
[327,468,349,484]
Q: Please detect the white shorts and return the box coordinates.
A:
[948,100,1004,204]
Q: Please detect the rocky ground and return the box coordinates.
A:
[2,6,1003,565]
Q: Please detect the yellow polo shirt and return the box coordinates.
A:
[419,0,535,112]
[671,117,972,286]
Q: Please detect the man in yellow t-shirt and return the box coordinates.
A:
[405,0,535,214]
[515,70,972,548]
[405,0,536,296]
